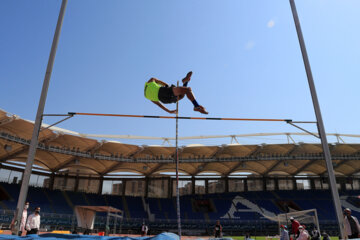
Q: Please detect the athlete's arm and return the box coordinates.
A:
[155,79,169,86]
[147,78,169,87]
[152,101,177,114]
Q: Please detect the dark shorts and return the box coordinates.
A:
[27,229,38,235]
[158,85,177,104]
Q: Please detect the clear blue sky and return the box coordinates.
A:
[1,0,360,146]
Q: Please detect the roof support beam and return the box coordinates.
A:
[0,147,29,162]
[318,159,352,175]
[292,159,320,175]
[101,162,127,175]
[263,144,300,175]
[186,146,224,176]
[0,133,59,163]
[101,147,144,175]
[223,161,246,176]
[53,141,104,172]
[224,145,263,176]
[263,160,286,176]
[145,163,165,176]
[62,164,101,175]
[293,144,340,176]
[9,156,53,170]
[192,162,212,176]
[320,145,360,175]
[349,167,360,176]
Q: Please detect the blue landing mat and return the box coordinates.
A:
[0,232,179,240]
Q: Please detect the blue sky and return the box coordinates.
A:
[1,0,360,146]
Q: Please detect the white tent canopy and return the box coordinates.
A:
[74,206,123,231]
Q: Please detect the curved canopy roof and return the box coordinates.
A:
[1,109,360,177]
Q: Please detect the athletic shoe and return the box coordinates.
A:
[194,106,208,114]
[182,71,193,84]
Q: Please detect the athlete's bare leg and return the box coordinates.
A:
[172,87,208,114]
[177,71,193,100]
[172,87,195,101]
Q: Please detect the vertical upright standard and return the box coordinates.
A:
[12,0,68,235]
[175,81,182,238]
[289,0,345,238]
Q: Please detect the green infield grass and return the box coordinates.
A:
[228,237,339,240]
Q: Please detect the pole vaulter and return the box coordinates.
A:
[144,71,208,114]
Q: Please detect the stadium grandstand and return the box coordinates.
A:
[0,109,360,237]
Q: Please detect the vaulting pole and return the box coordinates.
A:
[289,0,345,238]
[12,0,68,235]
[175,81,182,238]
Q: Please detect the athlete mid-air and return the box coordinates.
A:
[144,71,208,114]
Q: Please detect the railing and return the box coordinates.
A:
[2,131,360,164]
[0,209,339,225]
[0,209,339,236]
